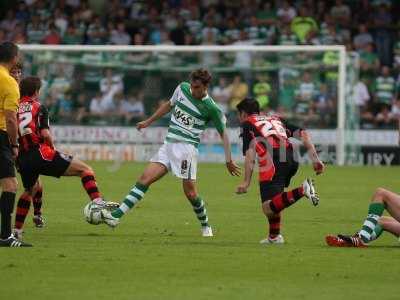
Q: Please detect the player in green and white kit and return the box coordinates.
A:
[101,69,240,236]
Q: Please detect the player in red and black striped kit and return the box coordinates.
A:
[235,98,325,244]
[14,76,117,240]
[10,64,45,231]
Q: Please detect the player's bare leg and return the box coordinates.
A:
[102,163,168,227]
[183,179,213,237]
[378,216,400,238]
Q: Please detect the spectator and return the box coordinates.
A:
[15,2,30,24]
[253,74,272,110]
[314,83,334,126]
[201,17,219,44]
[58,91,74,122]
[245,16,268,44]
[390,99,400,119]
[290,6,318,44]
[185,7,202,42]
[375,105,394,128]
[100,69,123,97]
[278,25,298,45]
[228,75,248,111]
[62,24,83,44]
[373,3,393,65]
[109,22,131,45]
[170,18,186,45]
[26,14,47,44]
[54,9,68,36]
[0,10,18,39]
[393,30,400,70]
[74,93,89,123]
[353,24,374,51]
[354,77,371,111]
[320,24,343,45]
[87,15,107,44]
[223,18,240,44]
[360,43,380,80]
[44,94,60,123]
[277,1,297,24]
[256,2,277,26]
[374,66,395,106]
[120,90,146,124]
[211,77,231,114]
[295,72,318,103]
[330,0,351,26]
[43,23,62,45]
[89,92,107,117]
[232,30,253,69]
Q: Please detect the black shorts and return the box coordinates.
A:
[0,130,15,179]
[17,145,73,189]
[259,147,299,202]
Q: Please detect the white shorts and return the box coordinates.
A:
[150,142,198,180]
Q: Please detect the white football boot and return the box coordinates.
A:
[101,209,120,228]
[260,234,285,245]
[201,226,213,237]
[302,178,319,206]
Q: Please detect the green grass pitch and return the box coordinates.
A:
[1,162,400,300]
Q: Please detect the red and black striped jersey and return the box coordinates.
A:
[241,114,303,155]
[17,96,50,152]
[241,114,303,182]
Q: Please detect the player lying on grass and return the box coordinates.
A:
[235,98,325,244]
[13,76,117,240]
[10,63,45,229]
[101,69,240,237]
[326,187,400,247]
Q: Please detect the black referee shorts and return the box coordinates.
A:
[259,147,299,203]
[0,130,16,179]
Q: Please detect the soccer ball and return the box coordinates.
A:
[83,202,103,225]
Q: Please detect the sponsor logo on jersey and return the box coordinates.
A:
[174,107,195,128]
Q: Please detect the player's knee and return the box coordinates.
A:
[262,200,274,216]
[373,187,388,202]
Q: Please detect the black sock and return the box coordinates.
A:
[0,192,16,239]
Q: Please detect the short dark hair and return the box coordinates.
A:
[236,97,260,114]
[20,76,42,97]
[0,42,19,63]
[190,68,212,85]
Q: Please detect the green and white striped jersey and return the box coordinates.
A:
[166,82,226,147]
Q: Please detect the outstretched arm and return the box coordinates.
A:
[236,147,255,194]
[220,130,241,176]
[299,130,325,175]
[137,101,172,131]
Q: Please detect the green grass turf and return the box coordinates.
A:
[1,162,400,300]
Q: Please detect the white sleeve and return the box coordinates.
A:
[169,85,181,107]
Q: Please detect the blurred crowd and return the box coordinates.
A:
[1,0,400,128]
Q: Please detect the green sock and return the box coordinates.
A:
[112,182,148,218]
[359,203,385,243]
[190,197,209,227]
